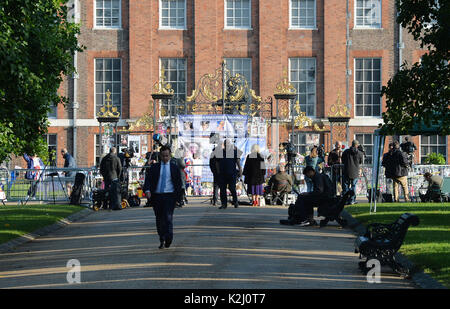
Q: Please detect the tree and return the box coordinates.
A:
[381,0,449,136]
[0,0,83,163]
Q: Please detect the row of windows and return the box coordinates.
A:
[88,57,381,118]
[291,133,448,165]
[94,0,382,30]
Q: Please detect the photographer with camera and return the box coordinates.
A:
[341,140,364,205]
[328,141,343,196]
[304,146,324,192]
[280,142,297,175]
[400,137,416,167]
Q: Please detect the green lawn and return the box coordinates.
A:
[0,204,85,244]
[346,202,450,288]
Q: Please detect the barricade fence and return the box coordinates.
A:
[1,164,449,204]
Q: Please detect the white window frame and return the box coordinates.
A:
[354,58,382,118]
[224,58,252,89]
[46,134,58,167]
[224,0,252,30]
[47,101,57,119]
[290,132,320,155]
[354,133,374,165]
[94,58,122,118]
[94,0,122,29]
[354,0,382,29]
[289,0,317,30]
[159,58,187,100]
[289,57,317,118]
[159,0,187,30]
[420,135,448,164]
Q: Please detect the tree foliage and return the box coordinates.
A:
[0,0,83,163]
[381,0,449,136]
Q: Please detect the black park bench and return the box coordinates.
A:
[354,213,420,277]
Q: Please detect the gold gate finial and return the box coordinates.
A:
[97,89,120,118]
[274,69,297,95]
[329,89,350,117]
[152,68,175,95]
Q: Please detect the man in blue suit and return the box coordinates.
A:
[144,145,183,249]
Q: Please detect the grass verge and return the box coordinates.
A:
[346,202,450,288]
[0,204,85,244]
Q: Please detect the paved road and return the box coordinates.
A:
[0,198,415,289]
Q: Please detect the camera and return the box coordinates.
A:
[318,144,325,159]
[121,148,134,168]
[281,142,295,155]
[357,144,365,155]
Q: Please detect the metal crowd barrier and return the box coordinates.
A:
[2,163,448,204]
[1,167,98,204]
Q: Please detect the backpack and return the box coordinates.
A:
[70,173,85,205]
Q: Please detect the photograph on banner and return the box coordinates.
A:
[306,133,320,147]
[128,135,140,157]
[178,114,249,138]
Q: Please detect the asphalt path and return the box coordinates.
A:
[0,198,415,289]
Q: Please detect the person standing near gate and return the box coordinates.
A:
[144,145,183,249]
[61,148,77,196]
[243,144,266,206]
[327,141,343,196]
[390,141,411,202]
[209,145,220,205]
[215,139,242,209]
[99,147,122,210]
[341,140,364,205]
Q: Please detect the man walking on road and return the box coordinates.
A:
[144,145,183,249]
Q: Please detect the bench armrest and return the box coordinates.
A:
[365,223,394,240]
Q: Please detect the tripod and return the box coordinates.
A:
[46,171,68,204]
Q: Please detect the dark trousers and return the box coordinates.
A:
[342,175,358,203]
[219,173,238,207]
[291,194,332,222]
[212,174,219,203]
[105,179,121,210]
[152,193,176,242]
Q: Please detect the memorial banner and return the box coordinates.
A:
[177,115,267,182]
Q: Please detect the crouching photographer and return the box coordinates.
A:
[280,166,334,227]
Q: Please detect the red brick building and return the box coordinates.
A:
[41,0,447,167]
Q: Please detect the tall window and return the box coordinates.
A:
[47,102,57,119]
[290,133,320,155]
[225,0,251,29]
[355,133,374,165]
[290,0,316,29]
[160,0,186,29]
[355,58,381,117]
[95,0,121,28]
[224,58,252,88]
[291,133,308,155]
[289,58,316,117]
[95,58,122,116]
[420,135,447,164]
[45,134,57,166]
[355,0,381,28]
[160,58,187,100]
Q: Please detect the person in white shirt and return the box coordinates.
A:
[192,153,203,195]
[143,145,183,249]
